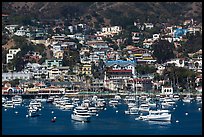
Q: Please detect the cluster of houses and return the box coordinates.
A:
[2,16,202,96]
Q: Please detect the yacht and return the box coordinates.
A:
[71,106,91,122]
[12,95,23,106]
[138,104,150,112]
[136,109,171,122]
[3,100,14,108]
[125,106,139,115]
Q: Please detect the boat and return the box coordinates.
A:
[136,109,171,122]
[71,106,91,122]
[109,99,119,107]
[46,96,54,103]
[28,107,40,117]
[59,101,74,110]
[29,100,42,108]
[2,97,7,104]
[3,100,14,108]
[95,98,106,109]
[125,106,139,115]
[196,96,202,103]
[12,95,23,106]
[183,95,193,103]
[88,106,98,116]
[127,102,137,108]
[138,104,150,112]
[171,94,180,101]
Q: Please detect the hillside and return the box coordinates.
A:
[2,2,202,27]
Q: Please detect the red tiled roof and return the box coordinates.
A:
[2,87,9,90]
[2,14,9,16]
[107,69,132,73]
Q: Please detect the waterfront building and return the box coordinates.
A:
[2,86,23,95]
[104,60,136,91]
[2,72,32,81]
[161,86,174,95]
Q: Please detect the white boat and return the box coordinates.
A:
[12,95,23,106]
[138,104,150,112]
[35,96,46,102]
[59,101,74,110]
[88,106,98,116]
[136,109,171,122]
[71,106,91,122]
[3,100,14,108]
[183,95,193,103]
[172,95,180,101]
[46,96,54,103]
[82,99,91,108]
[95,98,106,109]
[127,102,137,108]
[109,99,119,107]
[28,107,40,117]
[196,96,202,103]
[125,106,139,115]
[114,95,122,101]
[162,97,175,105]
[2,97,7,104]
[123,96,136,104]
[29,100,42,108]
[147,101,157,108]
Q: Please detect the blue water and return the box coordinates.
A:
[2,99,202,135]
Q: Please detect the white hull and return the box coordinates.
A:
[71,114,90,122]
[138,114,171,121]
[182,99,191,103]
[28,110,40,117]
[3,104,14,108]
[125,111,139,115]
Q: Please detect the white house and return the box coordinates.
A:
[166,58,185,67]
[100,26,122,37]
[144,23,154,29]
[2,72,32,81]
[5,25,19,34]
[161,86,173,95]
[6,48,21,63]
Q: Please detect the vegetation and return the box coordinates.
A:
[163,64,197,90]
[152,40,175,64]
[136,64,157,75]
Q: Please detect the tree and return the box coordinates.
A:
[136,64,156,75]
[152,40,175,64]
[10,79,20,87]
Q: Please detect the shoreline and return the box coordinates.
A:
[2,92,202,99]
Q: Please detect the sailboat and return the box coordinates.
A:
[182,77,194,103]
[124,74,140,115]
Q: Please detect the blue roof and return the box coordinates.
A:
[105,60,136,67]
[174,28,188,38]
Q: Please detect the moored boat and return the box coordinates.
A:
[71,106,91,122]
[136,109,171,122]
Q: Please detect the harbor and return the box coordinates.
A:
[2,94,202,135]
